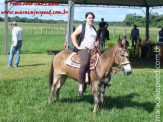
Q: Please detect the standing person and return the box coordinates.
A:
[71,12,99,95]
[158,27,163,42]
[8,21,23,68]
[97,18,109,40]
[130,25,139,47]
[141,35,151,58]
[121,35,129,49]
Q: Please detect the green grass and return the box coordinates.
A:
[0,54,163,121]
[0,22,163,121]
[0,22,160,54]
[0,22,66,54]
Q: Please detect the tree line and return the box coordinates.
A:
[122,13,163,28]
[0,13,163,27]
[0,16,121,25]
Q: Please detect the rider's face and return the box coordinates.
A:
[86,14,94,26]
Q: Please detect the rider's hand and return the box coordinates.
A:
[78,47,86,50]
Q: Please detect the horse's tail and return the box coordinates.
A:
[49,59,54,88]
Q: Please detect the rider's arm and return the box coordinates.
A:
[138,29,139,38]
[105,22,108,28]
[99,23,102,29]
[71,28,82,50]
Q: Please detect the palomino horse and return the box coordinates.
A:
[48,42,132,113]
[99,28,107,49]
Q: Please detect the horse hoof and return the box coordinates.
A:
[92,110,97,114]
[78,91,83,96]
[55,98,59,102]
[48,100,51,103]
[99,105,103,110]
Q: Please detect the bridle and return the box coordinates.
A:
[112,47,131,74]
[94,46,131,85]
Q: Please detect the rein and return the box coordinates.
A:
[111,51,122,75]
[112,47,131,75]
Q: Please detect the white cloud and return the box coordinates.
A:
[0,0,4,3]
[152,8,163,15]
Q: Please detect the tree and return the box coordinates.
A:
[122,13,163,27]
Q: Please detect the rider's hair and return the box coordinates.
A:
[85,12,95,19]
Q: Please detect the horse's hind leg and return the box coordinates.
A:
[92,81,99,114]
[49,76,60,103]
[55,75,68,101]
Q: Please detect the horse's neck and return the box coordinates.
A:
[97,46,116,78]
[101,29,106,37]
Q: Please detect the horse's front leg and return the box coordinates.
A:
[99,74,111,109]
[92,81,99,114]
[99,84,106,109]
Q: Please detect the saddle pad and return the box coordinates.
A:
[65,52,99,70]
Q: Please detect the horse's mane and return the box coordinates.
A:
[100,45,117,61]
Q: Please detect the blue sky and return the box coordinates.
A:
[0,0,163,22]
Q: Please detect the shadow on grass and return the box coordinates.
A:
[129,55,163,69]
[19,64,46,67]
[60,93,155,113]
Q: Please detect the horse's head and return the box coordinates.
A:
[114,41,132,76]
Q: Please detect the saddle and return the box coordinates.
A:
[65,47,100,70]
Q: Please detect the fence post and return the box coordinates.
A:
[31,27,33,33]
[27,26,29,32]
[113,28,115,38]
[53,27,55,35]
[124,28,126,35]
[157,31,159,41]
[58,24,60,35]
[46,27,48,34]
[64,27,66,36]
[41,26,43,34]
[51,28,53,34]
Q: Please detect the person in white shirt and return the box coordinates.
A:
[8,21,23,68]
[71,12,99,95]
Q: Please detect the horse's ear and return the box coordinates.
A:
[117,35,122,47]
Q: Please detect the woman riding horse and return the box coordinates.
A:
[71,12,99,95]
[48,39,132,113]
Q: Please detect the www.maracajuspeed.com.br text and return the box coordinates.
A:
[1,9,68,16]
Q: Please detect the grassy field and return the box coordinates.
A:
[0,22,161,54]
[0,22,162,121]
